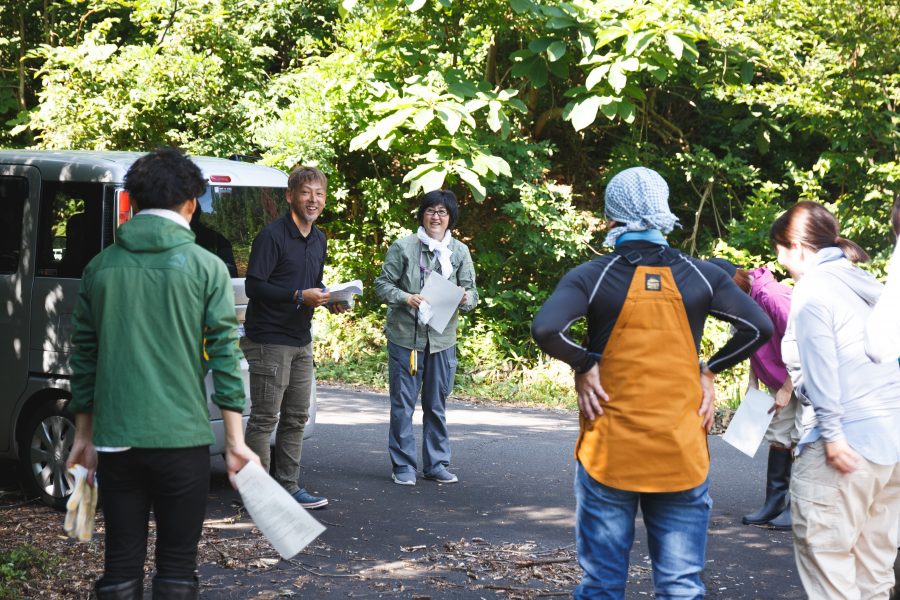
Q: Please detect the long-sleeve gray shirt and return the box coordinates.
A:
[782,248,900,464]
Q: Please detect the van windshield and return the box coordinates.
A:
[193,185,285,277]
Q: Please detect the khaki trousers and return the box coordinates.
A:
[791,441,900,600]
[764,392,801,448]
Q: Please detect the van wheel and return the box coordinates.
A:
[19,399,76,511]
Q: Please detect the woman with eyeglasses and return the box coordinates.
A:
[771,201,900,599]
[374,189,478,486]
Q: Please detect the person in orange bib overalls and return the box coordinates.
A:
[532,167,773,599]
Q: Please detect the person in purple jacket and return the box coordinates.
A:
[708,258,799,530]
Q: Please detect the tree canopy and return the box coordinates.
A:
[2,0,898,388]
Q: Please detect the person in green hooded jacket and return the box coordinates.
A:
[66,147,259,600]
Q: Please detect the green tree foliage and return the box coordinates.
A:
[2,0,898,402]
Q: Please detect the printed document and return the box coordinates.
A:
[419,271,464,334]
[234,461,326,559]
[326,279,363,308]
[722,388,776,458]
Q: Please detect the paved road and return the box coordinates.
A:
[199,386,804,599]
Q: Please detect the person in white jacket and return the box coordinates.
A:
[866,197,900,363]
[771,200,900,600]
[864,195,900,600]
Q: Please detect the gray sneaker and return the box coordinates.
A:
[391,471,416,486]
[423,467,458,484]
[291,488,328,509]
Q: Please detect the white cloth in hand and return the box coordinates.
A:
[418,300,433,325]
[64,464,97,542]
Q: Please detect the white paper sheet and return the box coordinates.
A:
[722,388,776,458]
[419,271,465,334]
[234,461,326,559]
[326,279,363,307]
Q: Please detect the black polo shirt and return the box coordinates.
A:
[244,212,326,347]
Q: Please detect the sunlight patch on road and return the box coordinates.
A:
[503,504,575,528]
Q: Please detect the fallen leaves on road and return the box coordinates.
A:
[1,489,581,599]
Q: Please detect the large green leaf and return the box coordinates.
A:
[412,108,435,130]
[618,101,635,123]
[374,107,416,138]
[436,106,462,135]
[608,63,627,93]
[456,166,487,201]
[529,39,554,53]
[546,16,577,29]
[348,128,379,152]
[567,95,602,131]
[665,32,684,60]
[593,26,629,50]
[546,41,567,62]
[509,0,535,14]
[516,55,548,88]
[585,64,611,90]
[412,166,448,194]
[448,81,478,98]
[625,30,656,56]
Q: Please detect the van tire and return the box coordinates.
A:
[18,399,76,511]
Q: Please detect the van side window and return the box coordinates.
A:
[196,185,282,277]
[36,182,104,278]
[0,177,27,274]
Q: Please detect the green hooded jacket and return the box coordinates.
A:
[69,213,244,448]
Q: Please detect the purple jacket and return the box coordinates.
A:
[748,267,791,391]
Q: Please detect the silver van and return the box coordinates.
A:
[0,150,315,509]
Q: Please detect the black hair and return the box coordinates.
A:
[417,189,459,230]
[125,147,206,211]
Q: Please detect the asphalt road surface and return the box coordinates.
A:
[197,385,804,599]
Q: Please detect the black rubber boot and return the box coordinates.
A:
[742,445,792,525]
[92,579,143,600]
[152,576,199,600]
[766,499,791,530]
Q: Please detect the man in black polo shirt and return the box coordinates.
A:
[240,165,333,509]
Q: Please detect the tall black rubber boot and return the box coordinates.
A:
[92,579,143,600]
[152,576,200,600]
[742,445,792,525]
[766,498,792,530]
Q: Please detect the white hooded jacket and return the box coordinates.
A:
[865,238,900,363]
[782,247,900,463]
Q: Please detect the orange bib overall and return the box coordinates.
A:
[576,265,709,493]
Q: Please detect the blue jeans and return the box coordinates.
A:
[574,462,711,600]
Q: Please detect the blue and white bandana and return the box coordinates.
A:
[603,167,680,247]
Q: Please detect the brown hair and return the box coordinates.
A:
[733,268,752,294]
[769,201,869,263]
[287,166,327,195]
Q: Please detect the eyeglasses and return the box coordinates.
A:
[424,208,449,218]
